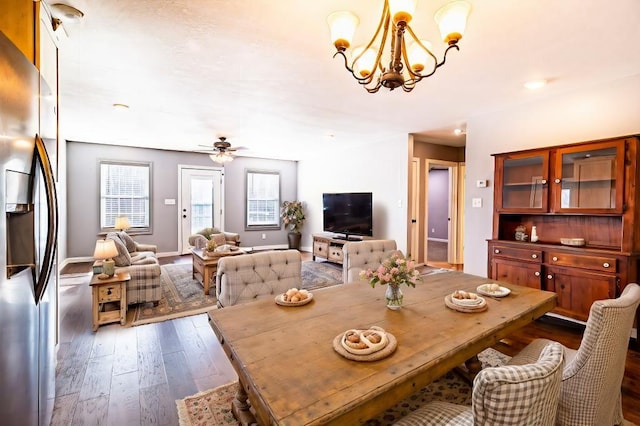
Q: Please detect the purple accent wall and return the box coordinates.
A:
[428,169,449,240]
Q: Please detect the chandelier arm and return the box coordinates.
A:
[403,25,439,79]
[419,44,460,79]
[333,51,376,85]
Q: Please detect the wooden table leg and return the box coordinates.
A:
[203,267,211,295]
[232,380,257,426]
[455,355,483,383]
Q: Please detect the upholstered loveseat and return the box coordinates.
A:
[188,227,241,250]
[215,249,301,308]
[342,239,399,284]
[105,231,162,306]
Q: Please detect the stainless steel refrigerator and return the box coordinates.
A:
[0,31,58,425]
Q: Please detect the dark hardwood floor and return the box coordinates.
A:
[54,253,640,425]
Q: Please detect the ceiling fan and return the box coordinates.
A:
[198,137,246,163]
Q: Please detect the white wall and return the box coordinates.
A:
[298,136,410,253]
[464,74,640,276]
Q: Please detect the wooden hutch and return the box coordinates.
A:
[488,135,640,322]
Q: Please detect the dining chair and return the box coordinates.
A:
[394,342,564,426]
[507,283,640,426]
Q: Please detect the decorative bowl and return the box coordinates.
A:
[560,238,585,246]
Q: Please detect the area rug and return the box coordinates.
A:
[129,263,217,326]
[301,260,343,290]
[176,348,511,426]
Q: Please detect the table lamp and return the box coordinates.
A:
[93,239,118,279]
[114,215,131,231]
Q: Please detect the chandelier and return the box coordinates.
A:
[327,0,471,93]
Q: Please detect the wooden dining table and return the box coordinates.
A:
[208,271,557,425]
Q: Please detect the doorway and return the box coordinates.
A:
[178,166,224,254]
[424,159,464,268]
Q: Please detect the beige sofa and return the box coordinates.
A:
[106,231,162,306]
[342,239,399,284]
[216,249,301,308]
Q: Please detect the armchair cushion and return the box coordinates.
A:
[118,231,137,253]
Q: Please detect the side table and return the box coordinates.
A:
[89,272,130,331]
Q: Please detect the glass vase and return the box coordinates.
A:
[385,284,403,310]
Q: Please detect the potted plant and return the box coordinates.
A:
[281,200,305,250]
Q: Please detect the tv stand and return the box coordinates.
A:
[312,233,366,264]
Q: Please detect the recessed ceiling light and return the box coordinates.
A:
[113,103,130,110]
[524,79,547,90]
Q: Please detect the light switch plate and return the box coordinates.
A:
[164,199,176,205]
[476,179,487,188]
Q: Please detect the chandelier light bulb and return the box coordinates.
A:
[327,11,359,51]
[434,0,472,45]
[407,39,432,73]
[352,46,378,78]
[389,0,417,24]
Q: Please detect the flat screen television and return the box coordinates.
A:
[322,192,373,239]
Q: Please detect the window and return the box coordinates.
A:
[100,161,152,232]
[246,170,280,230]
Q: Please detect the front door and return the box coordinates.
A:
[179,166,223,254]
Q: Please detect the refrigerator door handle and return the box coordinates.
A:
[33,135,58,303]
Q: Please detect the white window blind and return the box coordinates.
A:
[246,170,280,229]
[100,161,151,231]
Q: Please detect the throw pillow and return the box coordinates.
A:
[199,227,220,239]
[118,231,137,253]
[110,237,132,266]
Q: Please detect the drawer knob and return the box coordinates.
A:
[494,249,500,254]
[603,262,610,268]
[540,179,547,184]
[554,178,561,184]
[534,271,540,277]
[552,256,558,262]
[547,274,553,280]
[531,254,537,259]
[107,288,113,295]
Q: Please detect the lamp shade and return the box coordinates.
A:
[327,11,359,51]
[407,39,433,73]
[93,239,118,260]
[114,216,131,231]
[389,0,417,24]
[434,0,472,45]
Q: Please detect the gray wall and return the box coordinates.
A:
[66,141,297,258]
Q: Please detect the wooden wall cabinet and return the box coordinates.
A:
[489,135,640,322]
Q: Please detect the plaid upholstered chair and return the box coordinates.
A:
[106,232,162,306]
[507,283,640,426]
[395,342,564,426]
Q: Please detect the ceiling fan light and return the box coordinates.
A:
[50,3,84,23]
[434,0,472,45]
[407,39,432,73]
[389,0,417,24]
[352,46,378,78]
[209,153,233,164]
[327,11,359,51]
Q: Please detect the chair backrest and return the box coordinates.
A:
[472,342,564,425]
[342,239,398,284]
[557,282,640,425]
[216,250,301,307]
